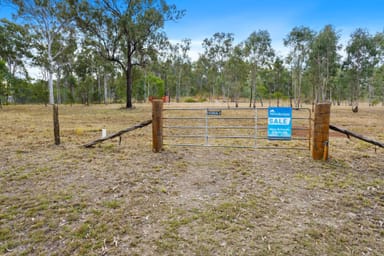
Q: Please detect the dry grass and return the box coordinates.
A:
[0,103,383,255]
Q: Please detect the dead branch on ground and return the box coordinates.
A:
[329,124,384,148]
[84,119,152,148]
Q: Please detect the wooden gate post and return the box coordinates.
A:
[312,103,331,160]
[152,99,163,152]
[53,104,60,145]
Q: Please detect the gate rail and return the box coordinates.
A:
[162,107,311,150]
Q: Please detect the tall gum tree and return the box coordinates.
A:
[284,26,314,108]
[0,18,32,103]
[0,18,31,78]
[11,0,75,105]
[69,0,184,109]
[345,28,378,111]
[243,30,275,107]
[0,60,9,106]
[202,32,234,102]
[309,25,340,104]
[372,32,384,105]
[223,44,248,106]
[171,39,191,102]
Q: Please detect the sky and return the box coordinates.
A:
[164,0,384,60]
[1,0,384,62]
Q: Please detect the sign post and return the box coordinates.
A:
[267,107,292,140]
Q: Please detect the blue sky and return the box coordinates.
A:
[165,0,384,59]
[1,0,383,60]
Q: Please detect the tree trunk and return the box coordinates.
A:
[352,78,359,112]
[268,84,272,107]
[56,70,61,104]
[164,72,169,102]
[126,63,133,109]
[382,86,384,106]
[104,74,108,104]
[70,81,75,105]
[252,76,256,108]
[144,70,148,102]
[250,66,257,107]
[249,86,253,108]
[48,71,55,104]
[97,69,101,103]
[176,69,181,103]
[368,82,373,106]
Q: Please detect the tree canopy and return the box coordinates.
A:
[1,0,384,109]
[69,0,184,108]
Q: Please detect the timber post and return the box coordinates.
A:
[53,104,60,145]
[152,99,163,152]
[312,103,331,160]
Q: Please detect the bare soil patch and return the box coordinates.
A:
[0,103,383,255]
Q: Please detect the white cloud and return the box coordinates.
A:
[28,66,43,80]
[189,40,203,61]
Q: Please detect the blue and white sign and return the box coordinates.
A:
[267,107,292,140]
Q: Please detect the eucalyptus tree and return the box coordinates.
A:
[73,43,117,105]
[153,39,173,101]
[284,26,315,108]
[244,30,275,107]
[271,56,289,106]
[74,47,96,105]
[333,66,353,105]
[308,25,340,103]
[345,28,378,110]
[192,55,210,96]
[58,53,80,104]
[87,52,116,104]
[70,0,184,109]
[171,38,191,102]
[50,30,77,104]
[202,32,234,101]
[100,60,117,104]
[33,33,76,105]
[223,44,248,107]
[373,65,384,105]
[372,32,384,105]
[0,18,31,78]
[146,73,164,98]
[11,0,75,104]
[0,60,9,106]
[0,18,32,103]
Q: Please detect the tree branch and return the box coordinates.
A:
[330,124,384,148]
[83,119,152,148]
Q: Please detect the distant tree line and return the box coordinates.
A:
[1,0,384,111]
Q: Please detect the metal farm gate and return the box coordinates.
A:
[162,107,311,150]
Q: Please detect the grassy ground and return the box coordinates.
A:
[0,103,383,255]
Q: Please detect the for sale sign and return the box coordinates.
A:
[267,107,292,140]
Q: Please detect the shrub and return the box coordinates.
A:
[184,97,197,103]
